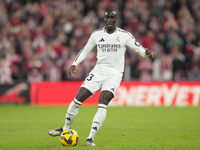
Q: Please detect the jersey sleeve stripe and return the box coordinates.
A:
[91,28,103,35]
[74,48,84,62]
[118,29,135,39]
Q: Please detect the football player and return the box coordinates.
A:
[48,8,153,146]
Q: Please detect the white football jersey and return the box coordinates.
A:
[72,27,147,75]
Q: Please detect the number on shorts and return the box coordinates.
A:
[87,74,94,81]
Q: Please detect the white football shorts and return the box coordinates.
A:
[81,66,122,96]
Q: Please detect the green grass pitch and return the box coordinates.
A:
[0,105,200,150]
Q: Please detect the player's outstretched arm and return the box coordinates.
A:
[69,65,76,77]
[145,49,153,59]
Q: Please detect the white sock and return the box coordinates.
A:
[63,98,82,130]
[87,104,107,140]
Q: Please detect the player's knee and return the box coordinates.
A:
[99,91,114,105]
[75,87,92,102]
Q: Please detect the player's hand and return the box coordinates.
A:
[69,65,76,77]
[145,49,153,59]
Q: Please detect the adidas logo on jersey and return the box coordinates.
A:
[99,38,105,42]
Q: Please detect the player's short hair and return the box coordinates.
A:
[105,8,117,16]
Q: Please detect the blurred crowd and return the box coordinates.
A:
[0,0,200,84]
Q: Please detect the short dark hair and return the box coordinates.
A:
[105,8,117,15]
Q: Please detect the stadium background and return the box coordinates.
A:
[1,1,200,149]
[0,0,200,106]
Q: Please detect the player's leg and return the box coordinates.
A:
[49,69,101,137]
[86,73,122,146]
[63,87,92,130]
[48,87,92,136]
[86,91,114,146]
[64,69,102,131]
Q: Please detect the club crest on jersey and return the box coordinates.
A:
[116,36,120,42]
